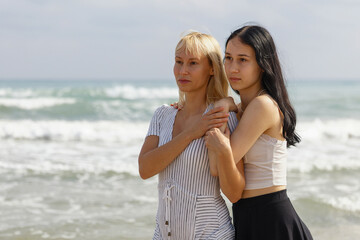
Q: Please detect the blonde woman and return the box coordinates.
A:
[138,32,237,239]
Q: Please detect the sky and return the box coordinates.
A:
[0,0,359,81]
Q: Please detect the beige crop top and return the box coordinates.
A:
[243,134,287,190]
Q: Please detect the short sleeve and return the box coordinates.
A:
[146,105,165,137]
[227,112,238,134]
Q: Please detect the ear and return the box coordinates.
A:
[210,67,214,75]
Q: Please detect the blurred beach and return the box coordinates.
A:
[0,79,359,240]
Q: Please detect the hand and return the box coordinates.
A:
[184,107,229,140]
[170,102,184,110]
[205,127,231,153]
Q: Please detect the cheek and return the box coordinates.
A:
[173,64,178,76]
[224,63,231,76]
[252,66,263,79]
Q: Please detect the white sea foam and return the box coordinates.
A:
[0,119,149,143]
[0,88,39,98]
[297,118,360,142]
[0,156,139,177]
[104,85,178,99]
[0,98,76,110]
[324,193,360,212]
[287,118,360,173]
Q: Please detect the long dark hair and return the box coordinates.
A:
[226,25,300,147]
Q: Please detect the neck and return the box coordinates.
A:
[239,84,264,111]
[182,92,207,116]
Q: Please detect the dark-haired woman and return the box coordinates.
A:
[205,25,313,240]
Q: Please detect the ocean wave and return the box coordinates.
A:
[0,157,140,177]
[0,85,179,100]
[287,118,360,173]
[0,98,76,110]
[293,193,360,214]
[0,88,39,98]
[297,118,360,142]
[0,99,163,121]
[0,120,149,142]
[323,193,360,212]
[1,118,360,175]
[103,85,178,99]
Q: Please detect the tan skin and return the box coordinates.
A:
[138,50,230,180]
[205,38,286,201]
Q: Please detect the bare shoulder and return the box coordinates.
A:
[247,95,277,116]
[237,95,279,133]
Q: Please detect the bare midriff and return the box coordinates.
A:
[242,185,286,199]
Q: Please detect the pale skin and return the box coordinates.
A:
[207,97,238,176]
[138,50,229,180]
[171,96,238,177]
[205,38,286,202]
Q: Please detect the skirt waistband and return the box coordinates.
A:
[233,189,288,208]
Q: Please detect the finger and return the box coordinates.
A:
[207,112,230,119]
[205,106,225,116]
[205,129,212,137]
[209,118,228,125]
[209,123,225,129]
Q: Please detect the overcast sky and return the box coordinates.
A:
[0,0,359,81]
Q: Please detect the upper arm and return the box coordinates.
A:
[139,135,159,159]
[139,105,163,161]
[230,97,277,163]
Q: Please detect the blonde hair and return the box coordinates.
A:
[175,31,229,105]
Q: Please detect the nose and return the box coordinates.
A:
[229,62,239,73]
[179,65,189,75]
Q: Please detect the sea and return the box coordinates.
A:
[0,79,359,240]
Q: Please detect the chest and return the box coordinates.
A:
[172,113,202,139]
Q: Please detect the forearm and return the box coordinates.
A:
[209,101,231,176]
[208,150,218,176]
[213,100,231,133]
[216,147,245,203]
[214,97,238,113]
[139,132,193,179]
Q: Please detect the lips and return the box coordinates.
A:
[229,77,241,82]
[178,79,191,84]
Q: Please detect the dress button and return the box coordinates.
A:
[168,232,171,236]
[165,221,169,225]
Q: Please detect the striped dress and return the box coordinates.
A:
[146,104,237,240]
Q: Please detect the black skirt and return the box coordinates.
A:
[232,190,313,240]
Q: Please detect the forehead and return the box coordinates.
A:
[175,48,205,59]
[226,38,254,56]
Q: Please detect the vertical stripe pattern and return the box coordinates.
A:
[146,105,237,240]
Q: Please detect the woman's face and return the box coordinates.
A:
[224,38,263,92]
[173,49,213,94]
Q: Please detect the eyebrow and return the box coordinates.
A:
[225,52,250,57]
